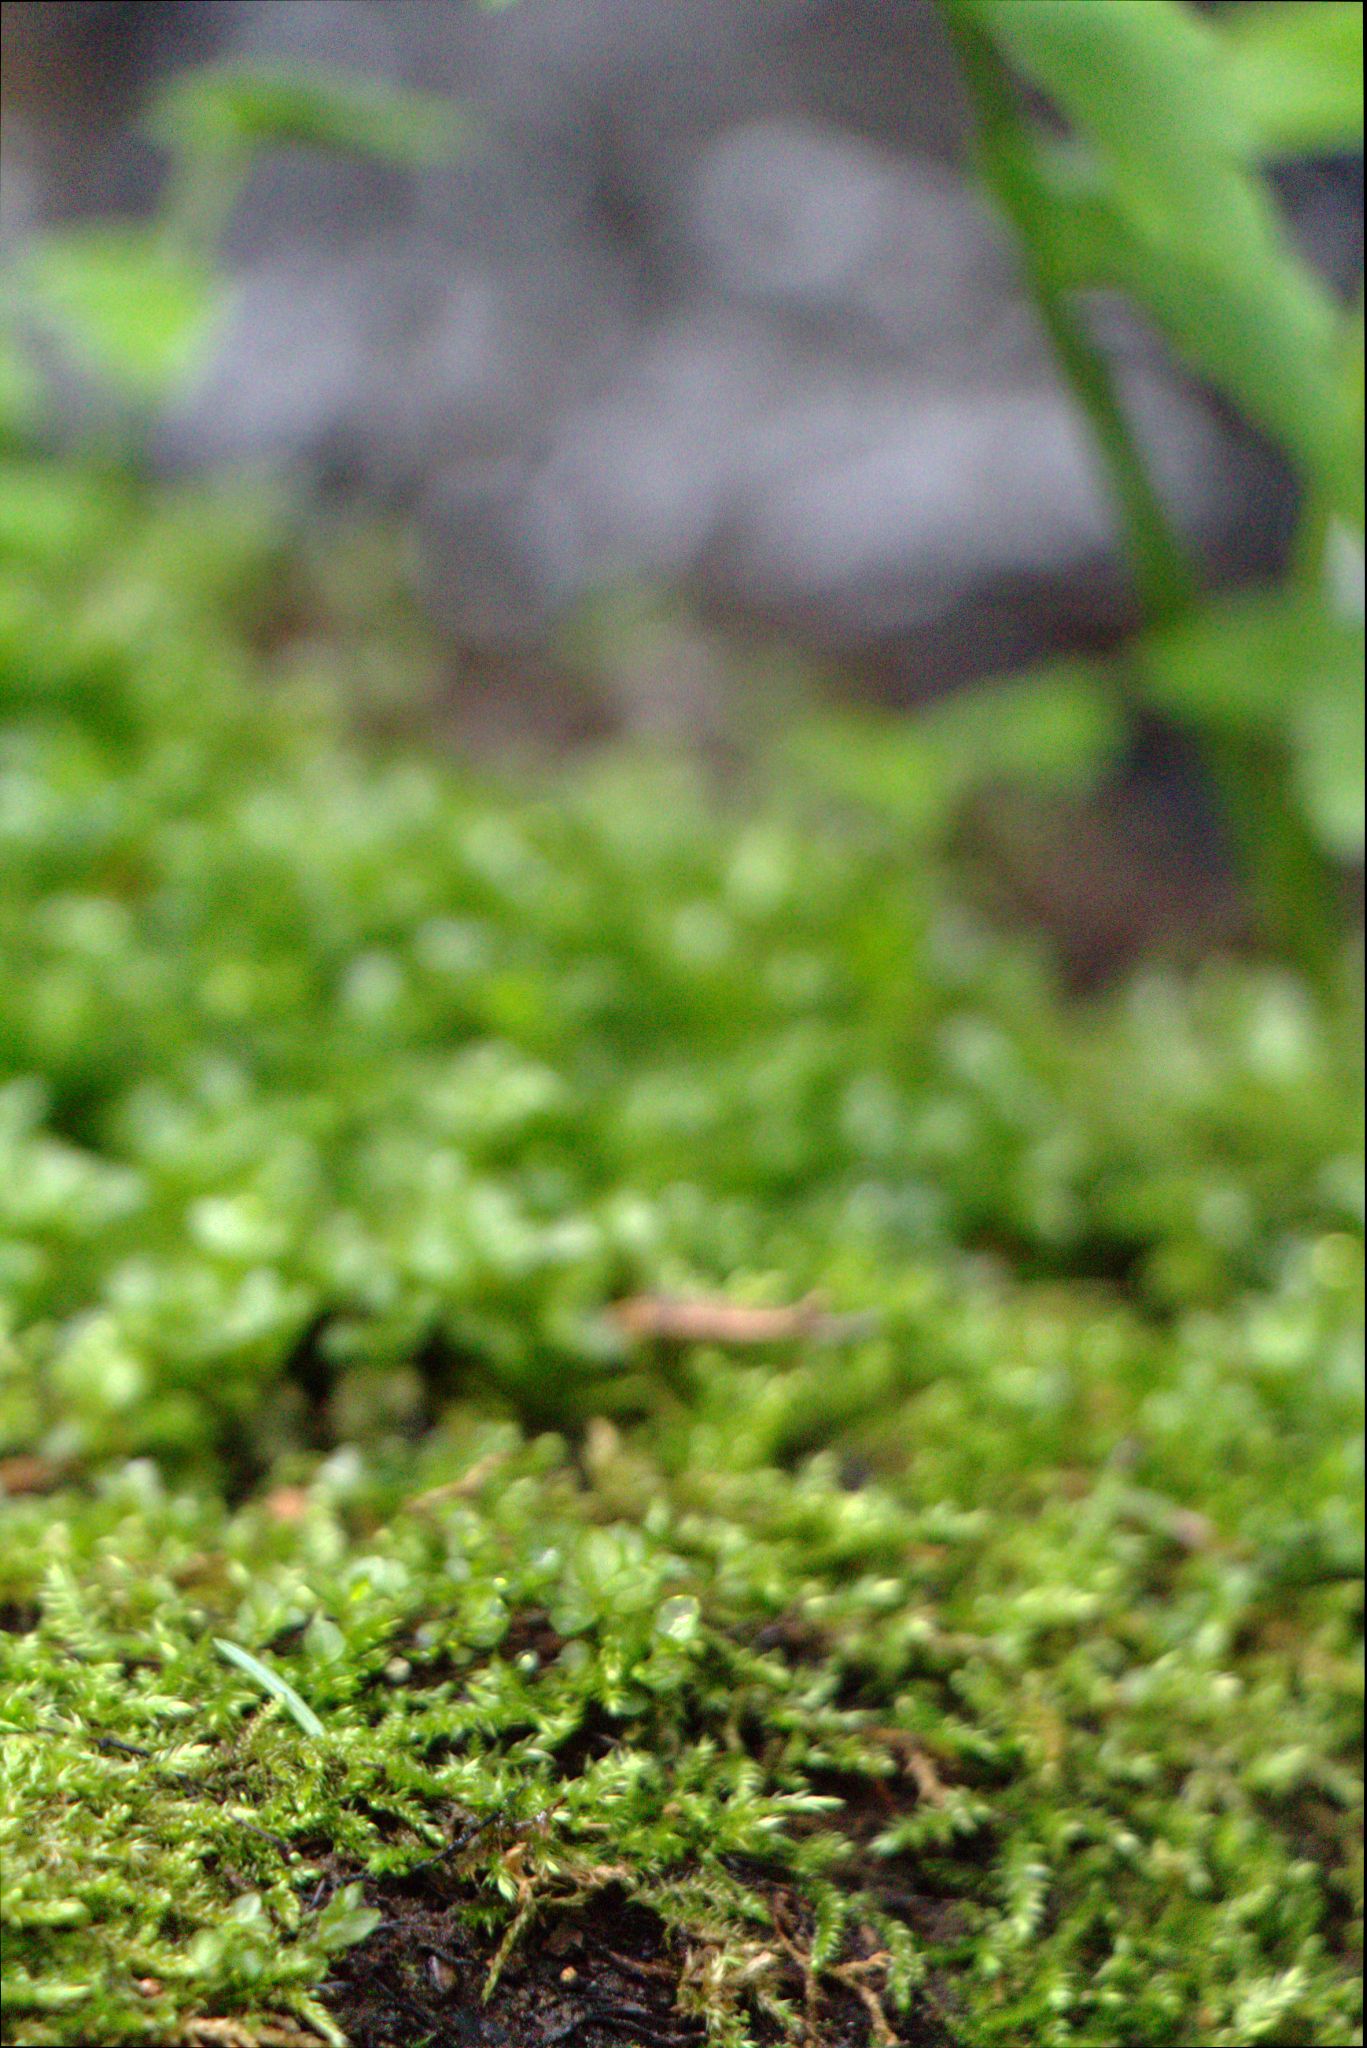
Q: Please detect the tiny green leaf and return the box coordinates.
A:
[147,64,467,169]
[213,1638,327,1739]
[314,1881,382,1955]
[1221,1,1364,157]
[1138,590,1364,737]
[17,229,223,403]
[784,666,1123,832]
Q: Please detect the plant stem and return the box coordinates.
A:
[1213,740,1341,985]
[941,2,1199,632]
[940,1,1341,983]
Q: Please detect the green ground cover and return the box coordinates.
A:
[1,463,1362,2046]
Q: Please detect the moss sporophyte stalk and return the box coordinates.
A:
[0,466,1361,2046]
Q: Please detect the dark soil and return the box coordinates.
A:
[320,1878,701,2048]
[318,1859,956,2048]
[317,1598,966,2047]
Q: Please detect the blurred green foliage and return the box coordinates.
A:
[784,667,1125,836]
[956,0,1361,528]
[937,0,1363,963]
[15,232,222,406]
[145,64,468,168]
[0,458,1360,1477]
[3,63,465,420]
[1221,1,1365,156]
[1,12,1361,941]
[0,380,1360,2048]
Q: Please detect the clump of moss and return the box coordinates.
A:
[2,1370,1361,2048]
[1,461,1362,2047]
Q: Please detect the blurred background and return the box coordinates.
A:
[1,0,1362,966]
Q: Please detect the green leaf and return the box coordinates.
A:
[925,665,1125,789]
[969,0,1253,210]
[17,229,223,404]
[966,0,1361,530]
[1294,673,1365,857]
[785,667,1123,832]
[147,64,467,168]
[313,1882,382,1955]
[1220,2,1364,156]
[0,462,126,569]
[784,711,960,833]
[1138,589,1364,737]
[1135,586,1364,861]
[213,1638,327,1739]
[1052,185,1360,532]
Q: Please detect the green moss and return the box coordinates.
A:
[1,461,1362,2046]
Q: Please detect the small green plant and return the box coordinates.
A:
[917,0,1364,971]
[3,64,465,429]
[5,13,1359,970]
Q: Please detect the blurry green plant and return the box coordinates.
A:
[899,0,1364,974]
[1,64,465,423]
[1,468,1361,1471]
[794,2,1362,976]
[1,12,1361,975]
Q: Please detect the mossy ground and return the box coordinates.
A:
[1,464,1362,2046]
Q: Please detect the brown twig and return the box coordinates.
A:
[401,1448,511,1514]
[608,1294,879,1347]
